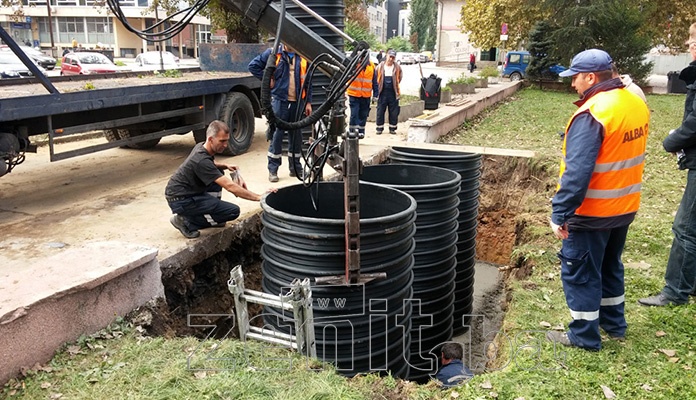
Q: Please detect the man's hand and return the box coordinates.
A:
[550,220,569,240]
[304,103,312,117]
[372,97,377,104]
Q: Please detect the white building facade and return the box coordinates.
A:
[0,0,215,58]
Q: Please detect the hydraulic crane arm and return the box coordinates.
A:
[222,0,347,69]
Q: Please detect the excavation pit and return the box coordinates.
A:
[137,154,544,380]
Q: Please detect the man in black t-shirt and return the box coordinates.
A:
[165,120,275,238]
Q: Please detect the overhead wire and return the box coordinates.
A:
[105,0,211,41]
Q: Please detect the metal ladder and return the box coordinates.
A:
[227,265,316,357]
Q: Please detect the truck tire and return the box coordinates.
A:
[510,72,522,81]
[120,128,162,149]
[193,129,206,143]
[219,92,254,156]
[105,129,121,143]
[106,128,132,149]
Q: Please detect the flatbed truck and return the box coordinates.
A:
[0,70,262,177]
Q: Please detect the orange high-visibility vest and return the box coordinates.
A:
[276,52,308,99]
[347,62,375,98]
[559,88,650,218]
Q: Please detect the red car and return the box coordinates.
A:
[60,52,117,75]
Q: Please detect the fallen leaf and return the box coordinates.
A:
[489,392,498,398]
[41,382,52,389]
[193,371,207,379]
[49,394,63,400]
[480,380,493,389]
[655,331,667,337]
[659,349,677,357]
[641,384,653,391]
[669,357,680,363]
[66,345,82,356]
[543,294,552,302]
[683,365,692,371]
[514,398,526,400]
[600,384,616,399]
[539,321,552,328]
[450,392,460,398]
[552,324,565,331]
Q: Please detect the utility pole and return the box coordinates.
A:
[46,0,56,57]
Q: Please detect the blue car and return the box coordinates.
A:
[502,51,566,81]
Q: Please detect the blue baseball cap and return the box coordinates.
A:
[559,49,613,77]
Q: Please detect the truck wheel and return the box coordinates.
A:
[105,128,122,143]
[120,128,161,149]
[510,72,522,81]
[193,129,206,143]
[220,92,254,156]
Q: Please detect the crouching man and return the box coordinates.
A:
[165,120,276,238]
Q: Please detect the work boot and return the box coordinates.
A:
[545,331,576,348]
[637,293,679,307]
[376,130,383,135]
[269,172,279,183]
[289,168,306,179]
[170,215,200,239]
[389,130,397,135]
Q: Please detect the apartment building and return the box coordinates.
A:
[0,0,222,58]
[366,0,387,43]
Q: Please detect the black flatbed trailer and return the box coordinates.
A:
[0,70,262,177]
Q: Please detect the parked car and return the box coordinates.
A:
[501,51,566,81]
[0,52,46,78]
[134,51,180,70]
[60,52,118,75]
[0,45,56,70]
[396,52,416,65]
[420,51,433,62]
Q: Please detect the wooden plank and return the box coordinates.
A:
[446,98,472,107]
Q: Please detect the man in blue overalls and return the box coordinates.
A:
[249,43,312,182]
[374,49,403,135]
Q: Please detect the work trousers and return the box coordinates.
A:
[269,98,303,174]
[348,96,371,137]
[662,169,696,303]
[558,225,629,350]
[375,88,399,134]
[168,183,240,231]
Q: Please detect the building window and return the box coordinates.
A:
[57,17,85,44]
[86,17,113,45]
[197,24,211,43]
[37,17,50,44]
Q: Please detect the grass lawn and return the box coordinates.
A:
[3,87,695,399]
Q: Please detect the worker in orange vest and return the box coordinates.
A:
[547,49,649,351]
[346,54,378,139]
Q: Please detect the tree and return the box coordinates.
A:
[424,6,438,52]
[460,0,547,50]
[345,0,369,31]
[544,0,653,84]
[634,0,696,52]
[345,20,378,50]
[409,0,435,51]
[460,0,696,54]
[386,36,413,52]
[198,0,262,43]
[526,20,561,80]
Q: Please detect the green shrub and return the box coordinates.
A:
[447,73,477,85]
[478,66,499,78]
